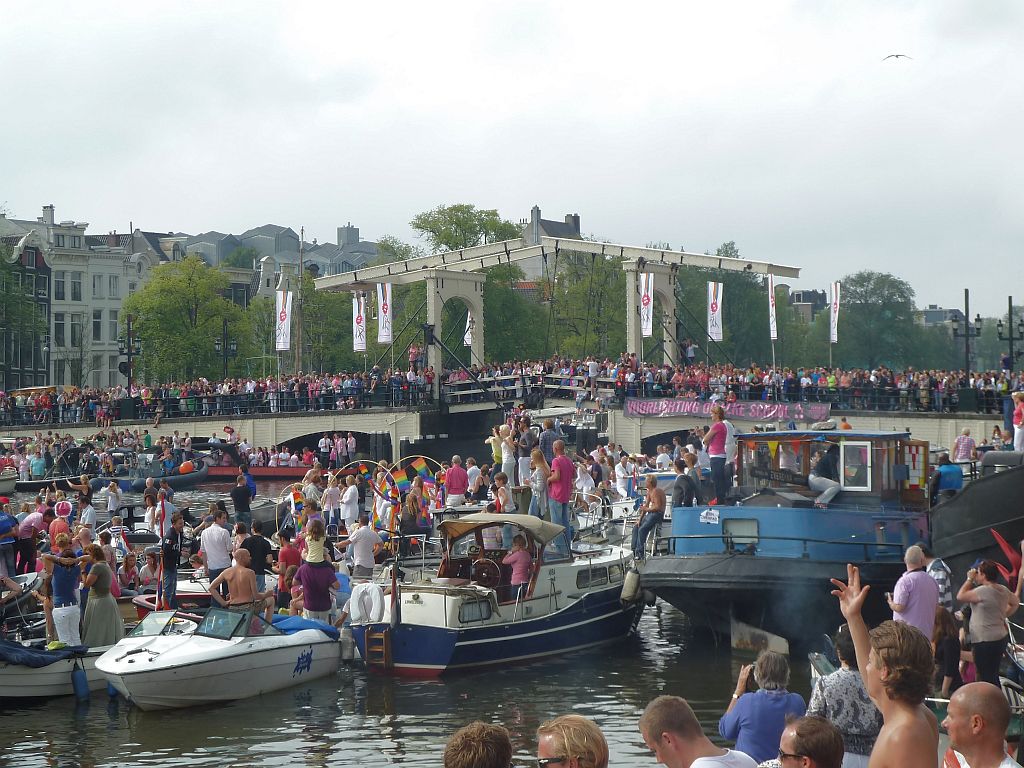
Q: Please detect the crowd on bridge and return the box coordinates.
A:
[3,348,1023,428]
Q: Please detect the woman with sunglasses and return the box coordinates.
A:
[537,714,608,768]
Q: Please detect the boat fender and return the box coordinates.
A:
[107,681,119,698]
[642,589,656,607]
[71,662,90,701]
[340,627,356,662]
[349,582,386,624]
[620,567,642,604]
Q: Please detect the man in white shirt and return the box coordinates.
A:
[201,508,233,596]
[639,694,756,768]
[944,682,1022,768]
[615,454,636,498]
[466,457,481,490]
[337,515,382,579]
[655,446,672,470]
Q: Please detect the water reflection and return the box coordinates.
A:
[0,604,814,768]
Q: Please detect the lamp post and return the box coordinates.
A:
[213,317,238,380]
[996,295,1024,367]
[41,335,50,385]
[951,288,983,372]
[117,314,142,393]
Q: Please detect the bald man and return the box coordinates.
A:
[208,547,275,622]
[943,682,1021,768]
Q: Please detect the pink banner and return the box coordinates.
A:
[624,398,831,422]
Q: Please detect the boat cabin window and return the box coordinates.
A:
[195,607,282,639]
[127,610,197,637]
[723,519,759,549]
[608,563,625,584]
[840,442,872,491]
[459,598,492,623]
[577,567,609,589]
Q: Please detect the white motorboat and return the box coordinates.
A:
[0,467,16,494]
[0,611,197,700]
[97,607,341,710]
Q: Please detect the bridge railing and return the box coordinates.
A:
[1,385,433,427]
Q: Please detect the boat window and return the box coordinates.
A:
[578,567,609,589]
[449,536,475,558]
[243,614,282,637]
[723,519,759,549]
[459,598,492,623]
[840,442,872,491]
[127,610,179,637]
[195,607,248,639]
[609,563,625,583]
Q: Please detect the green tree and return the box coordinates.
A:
[410,204,521,252]
[220,246,262,270]
[551,248,626,359]
[123,255,243,381]
[833,271,918,369]
[481,263,547,362]
[370,235,426,266]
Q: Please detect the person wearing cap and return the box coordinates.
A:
[928,453,963,506]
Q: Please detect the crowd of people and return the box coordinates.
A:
[440,556,1024,768]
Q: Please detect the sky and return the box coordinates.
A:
[2,1,1022,317]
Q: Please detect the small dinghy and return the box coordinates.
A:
[97,607,340,710]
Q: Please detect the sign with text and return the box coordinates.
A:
[624,398,831,422]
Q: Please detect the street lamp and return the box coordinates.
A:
[951,288,983,371]
[214,317,238,379]
[117,314,142,392]
[41,335,50,385]
[996,295,1024,366]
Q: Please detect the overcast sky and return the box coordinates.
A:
[2,1,1021,317]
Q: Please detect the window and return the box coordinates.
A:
[608,563,625,584]
[92,310,103,342]
[109,310,118,342]
[54,234,65,247]
[91,355,102,389]
[577,567,609,589]
[109,275,119,299]
[129,282,137,294]
[54,313,65,347]
[723,519,760,550]
[70,235,82,248]
[53,359,65,385]
[35,275,47,298]
[840,442,872,491]
[109,355,118,387]
[92,274,105,299]
[70,313,83,347]
[458,599,492,623]
[71,272,82,302]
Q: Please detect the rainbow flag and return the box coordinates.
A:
[417,496,433,527]
[357,463,372,480]
[394,467,412,495]
[410,457,431,479]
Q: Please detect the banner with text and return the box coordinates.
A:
[707,282,724,342]
[829,281,841,344]
[352,293,367,352]
[624,398,831,423]
[376,283,392,344]
[767,273,778,341]
[464,311,474,347]
[640,272,654,338]
[274,290,292,352]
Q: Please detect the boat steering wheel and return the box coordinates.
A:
[471,559,501,589]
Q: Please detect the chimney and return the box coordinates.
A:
[528,205,542,245]
[42,204,55,226]
[564,213,581,234]
[107,230,118,248]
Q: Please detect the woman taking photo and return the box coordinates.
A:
[958,559,1019,686]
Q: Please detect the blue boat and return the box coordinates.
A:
[640,430,931,645]
[350,513,643,676]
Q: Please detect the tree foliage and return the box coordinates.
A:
[410,204,521,253]
[220,246,262,270]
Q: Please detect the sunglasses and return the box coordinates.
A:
[537,758,576,768]
[778,748,806,761]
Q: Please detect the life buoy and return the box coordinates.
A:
[349,582,385,624]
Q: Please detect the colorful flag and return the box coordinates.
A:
[274,290,292,351]
[352,294,367,352]
[707,282,724,342]
[640,272,654,338]
[767,273,778,342]
[394,467,412,494]
[829,281,841,344]
[410,456,430,479]
[376,283,392,344]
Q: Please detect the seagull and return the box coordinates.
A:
[882,54,912,60]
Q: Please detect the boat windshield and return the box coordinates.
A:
[128,610,198,637]
[196,607,282,639]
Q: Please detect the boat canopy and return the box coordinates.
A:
[439,513,565,545]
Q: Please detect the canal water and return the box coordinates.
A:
[2,474,814,767]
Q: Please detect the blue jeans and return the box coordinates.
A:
[632,513,663,560]
[528,491,547,519]
[550,501,573,549]
[255,574,267,592]
[162,569,178,608]
[208,567,228,598]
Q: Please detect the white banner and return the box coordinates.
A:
[829,281,841,344]
[376,283,392,344]
[639,272,654,338]
[274,290,292,351]
[767,273,778,341]
[352,293,367,352]
[707,282,724,342]
[463,311,474,347]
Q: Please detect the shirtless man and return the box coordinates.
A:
[831,564,938,768]
[632,474,666,561]
[208,547,275,622]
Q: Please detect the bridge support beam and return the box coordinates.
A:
[623,262,678,366]
[425,269,486,399]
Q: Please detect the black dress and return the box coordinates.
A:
[934,634,963,695]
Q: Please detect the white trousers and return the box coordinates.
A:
[1015,424,1024,452]
[53,604,82,646]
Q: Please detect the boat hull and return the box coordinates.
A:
[99,634,341,710]
[207,465,310,480]
[0,649,109,699]
[15,475,90,493]
[130,463,209,493]
[641,554,901,642]
[0,471,16,494]
[351,586,642,677]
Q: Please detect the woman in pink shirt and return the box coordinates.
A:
[703,405,729,503]
[502,534,532,601]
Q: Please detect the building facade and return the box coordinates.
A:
[0,229,50,391]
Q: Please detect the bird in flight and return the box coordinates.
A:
[882,54,912,60]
